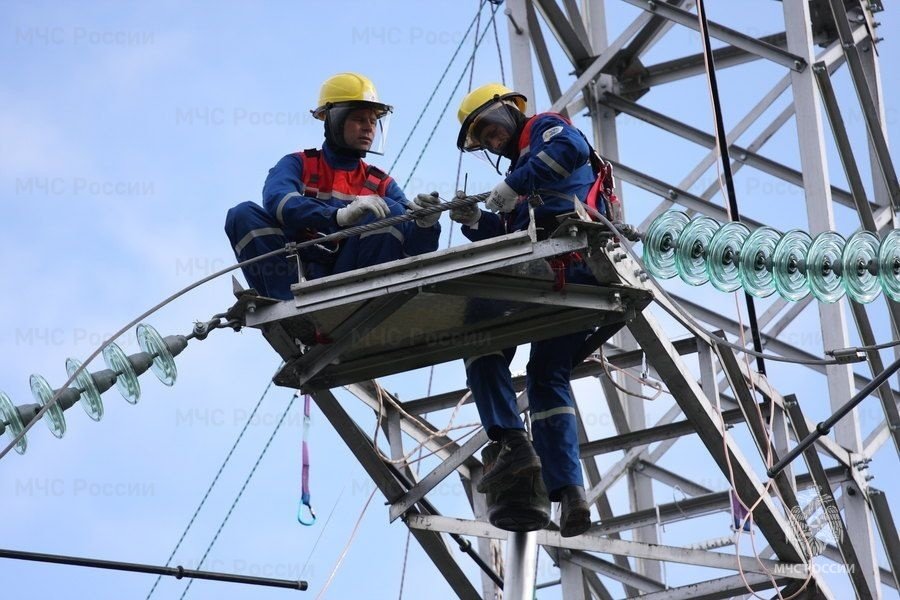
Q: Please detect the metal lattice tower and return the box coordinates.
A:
[241,1,900,598]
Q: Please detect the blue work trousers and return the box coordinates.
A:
[465,261,596,498]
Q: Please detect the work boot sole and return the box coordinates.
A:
[560,504,591,538]
[476,456,542,494]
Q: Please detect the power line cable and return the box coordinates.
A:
[388,0,488,175]
[0,190,488,463]
[179,390,300,599]
[695,0,767,376]
[402,1,503,189]
[145,361,284,599]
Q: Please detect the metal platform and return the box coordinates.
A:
[244,222,651,391]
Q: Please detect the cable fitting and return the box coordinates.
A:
[826,348,866,364]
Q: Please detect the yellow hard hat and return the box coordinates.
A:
[312,72,392,120]
[457,83,527,152]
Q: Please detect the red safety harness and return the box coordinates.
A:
[295,148,391,200]
[518,114,622,290]
[291,148,392,251]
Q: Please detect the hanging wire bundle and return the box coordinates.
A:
[642,209,900,304]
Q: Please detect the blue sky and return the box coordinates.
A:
[1,1,899,599]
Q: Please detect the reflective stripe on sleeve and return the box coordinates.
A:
[537,151,571,178]
[276,192,302,225]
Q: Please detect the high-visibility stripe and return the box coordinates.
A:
[464,351,506,369]
[537,151,571,178]
[234,227,284,256]
[330,190,357,201]
[360,226,404,244]
[276,192,303,224]
[531,406,576,422]
[519,144,530,157]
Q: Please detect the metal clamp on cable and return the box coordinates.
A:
[826,347,867,364]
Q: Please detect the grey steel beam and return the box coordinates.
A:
[600,93,859,209]
[609,159,766,228]
[595,467,848,536]
[624,573,792,600]
[559,558,586,600]
[671,292,900,405]
[619,0,806,71]
[783,395,875,598]
[638,27,858,232]
[533,0,592,68]
[782,1,882,592]
[584,403,684,505]
[550,10,658,112]
[273,292,414,388]
[814,62,900,459]
[635,460,712,497]
[406,514,809,576]
[620,33,788,92]
[826,0,900,210]
[525,0,567,119]
[820,543,898,590]
[387,391,524,522]
[566,551,666,594]
[507,0,537,107]
[716,346,800,512]
[346,382,476,475]
[868,488,900,591]
[574,404,639,599]
[312,389,481,599]
[626,310,806,563]
[559,0,591,51]
[579,404,755,457]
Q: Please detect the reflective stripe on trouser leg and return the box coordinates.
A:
[224,201,296,301]
[527,330,588,497]
[464,349,521,440]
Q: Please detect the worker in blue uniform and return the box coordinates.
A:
[224,73,441,300]
[451,83,615,537]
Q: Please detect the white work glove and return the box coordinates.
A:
[449,203,482,228]
[408,192,442,228]
[485,180,519,213]
[335,195,390,227]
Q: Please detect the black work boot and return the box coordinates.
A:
[558,485,591,537]
[476,429,542,494]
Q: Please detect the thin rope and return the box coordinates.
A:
[178,390,300,599]
[389,0,487,174]
[299,485,346,579]
[315,487,378,600]
[145,361,284,599]
[402,1,503,189]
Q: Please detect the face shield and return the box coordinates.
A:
[323,101,392,155]
[458,100,521,158]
